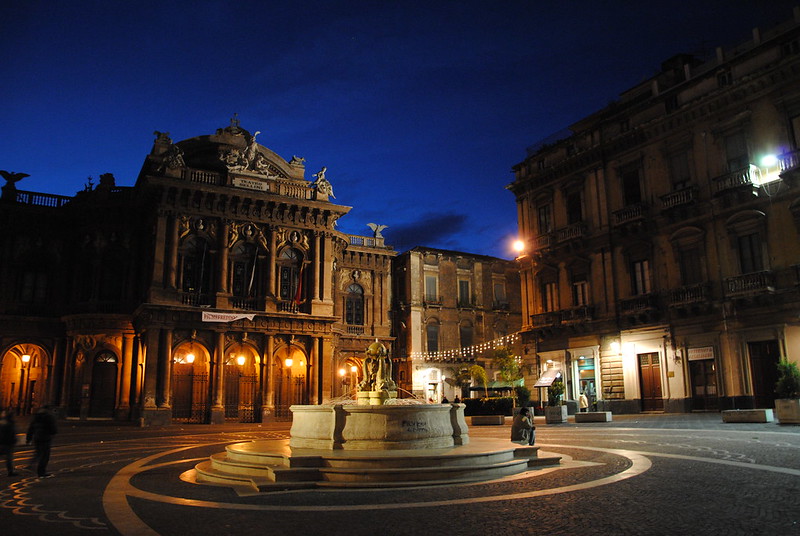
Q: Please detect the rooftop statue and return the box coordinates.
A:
[0,170,29,190]
[312,166,335,198]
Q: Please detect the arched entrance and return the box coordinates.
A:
[336,358,361,398]
[274,344,307,421]
[223,343,258,423]
[0,344,48,415]
[171,343,210,424]
[89,351,118,418]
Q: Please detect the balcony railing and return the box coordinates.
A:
[532,233,552,251]
[725,271,775,296]
[612,203,647,226]
[347,326,365,335]
[778,149,800,174]
[424,295,443,306]
[553,222,586,244]
[660,187,696,209]
[712,165,757,195]
[178,292,212,307]
[618,293,659,314]
[183,168,221,185]
[11,189,72,208]
[531,311,559,328]
[667,283,710,306]
[231,296,263,310]
[492,300,510,311]
[559,305,594,323]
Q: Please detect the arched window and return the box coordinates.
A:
[278,248,303,302]
[345,284,364,325]
[95,351,118,363]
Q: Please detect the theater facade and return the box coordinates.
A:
[0,120,395,425]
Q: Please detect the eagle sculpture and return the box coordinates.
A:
[367,223,388,239]
[0,171,29,188]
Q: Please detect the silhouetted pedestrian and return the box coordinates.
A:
[26,405,57,478]
[0,409,18,476]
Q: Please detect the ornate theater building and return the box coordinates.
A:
[0,119,395,425]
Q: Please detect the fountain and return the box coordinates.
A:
[191,342,559,492]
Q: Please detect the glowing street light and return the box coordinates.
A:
[513,239,525,254]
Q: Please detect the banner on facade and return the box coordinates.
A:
[534,368,562,387]
[201,312,256,323]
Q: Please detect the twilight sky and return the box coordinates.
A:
[2,1,797,258]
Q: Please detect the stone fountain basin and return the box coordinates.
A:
[289,403,469,450]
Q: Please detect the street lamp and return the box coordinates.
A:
[236,355,246,366]
[350,365,358,392]
[18,354,31,414]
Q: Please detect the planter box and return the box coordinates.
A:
[545,405,568,424]
[721,409,774,423]
[574,411,612,423]
[470,415,506,425]
[775,398,800,424]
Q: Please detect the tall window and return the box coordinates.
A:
[180,237,212,295]
[572,278,589,307]
[542,281,558,312]
[459,321,474,352]
[232,242,259,297]
[725,132,749,171]
[426,323,439,353]
[678,247,704,285]
[345,284,364,325]
[17,271,48,303]
[669,151,691,190]
[566,192,583,224]
[621,167,642,205]
[631,260,651,295]
[737,233,764,274]
[538,204,553,234]
[425,275,438,302]
[493,282,507,308]
[458,280,471,307]
[278,248,303,301]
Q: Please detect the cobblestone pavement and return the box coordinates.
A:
[1,414,798,536]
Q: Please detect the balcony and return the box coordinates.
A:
[531,311,559,328]
[424,295,443,307]
[346,326,366,336]
[230,296,264,311]
[553,222,586,244]
[178,291,212,307]
[778,149,800,174]
[667,283,710,306]
[618,293,659,315]
[660,187,696,210]
[712,166,758,196]
[725,271,775,297]
[612,203,647,226]
[559,305,594,323]
[492,300,510,311]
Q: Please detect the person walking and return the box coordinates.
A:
[510,406,536,446]
[0,409,18,476]
[26,405,57,478]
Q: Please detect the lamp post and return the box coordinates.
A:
[18,354,31,414]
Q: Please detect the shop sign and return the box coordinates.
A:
[687,346,715,361]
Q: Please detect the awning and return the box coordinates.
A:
[534,368,562,388]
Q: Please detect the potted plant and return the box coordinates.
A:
[545,380,568,423]
[775,359,800,424]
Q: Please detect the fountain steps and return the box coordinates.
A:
[193,438,561,492]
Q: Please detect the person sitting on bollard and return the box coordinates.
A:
[510,406,535,446]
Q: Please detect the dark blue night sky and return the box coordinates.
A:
[2,1,797,258]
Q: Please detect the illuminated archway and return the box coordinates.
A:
[273,343,307,419]
[171,341,211,423]
[0,343,49,415]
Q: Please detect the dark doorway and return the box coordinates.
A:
[690,359,719,410]
[638,352,664,411]
[748,340,781,408]
[172,367,209,424]
[89,354,117,418]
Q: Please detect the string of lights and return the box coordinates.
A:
[410,332,522,361]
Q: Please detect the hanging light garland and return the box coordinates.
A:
[410,332,522,361]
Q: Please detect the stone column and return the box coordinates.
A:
[158,328,173,408]
[261,334,275,422]
[167,214,179,289]
[119,333,134,412]
[150,211,168,293]
[210,331,226,424]
[309,337,319,404]
[267,227,277,297]
[312,232,321,301]
[218,220,230,294]
[59,337,74,408]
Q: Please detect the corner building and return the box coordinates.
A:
[0,120,394,425]
[509,9,800,413]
